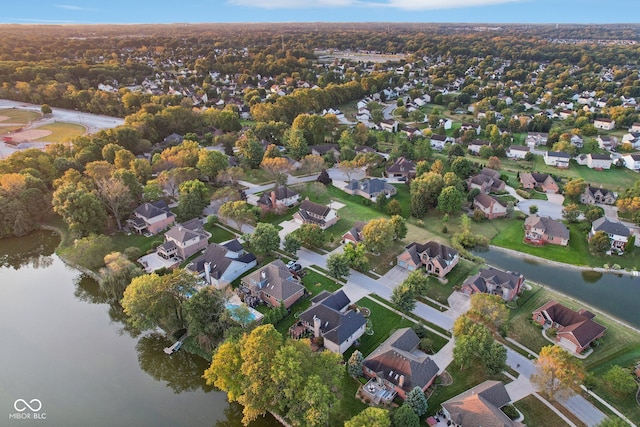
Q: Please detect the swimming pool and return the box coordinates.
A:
[224,303,264,324]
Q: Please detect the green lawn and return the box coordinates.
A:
[0,108,41,124]
[516,395,571,427]
[203,223,235,243]
[422,258,479,305]
[491,221,640,269]
[33,122,85,142]
[301,270,342,297]
[111,232,164,256]
[506,285,556,354]
[330,372,367,426]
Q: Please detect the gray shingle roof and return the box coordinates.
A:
[592,217,630,237]
[442,381,522,427]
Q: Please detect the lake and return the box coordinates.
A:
[0,230,278,427]
[474,247,640,329]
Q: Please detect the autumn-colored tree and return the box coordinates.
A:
[564,178,587,201]
[345,407,391,427]
[589,230,611,255]
[261,156,292,187]
[299,154,325,174]
[95,176,134,230]
[487,156,502,170]
[469,293,509,331]
[218,200,256,232]
[562,203,581,223]
[532,345,586,400]
[362,218,396,254]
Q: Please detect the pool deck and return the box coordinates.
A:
[226,294,264,323]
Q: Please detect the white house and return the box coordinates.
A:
[594,118,615,130]
[622,153,640,171]
[576,153,612,170]
[429,134,449,151]
[187,240,257,289]
[544,151,571,169]
[506,145,530,160]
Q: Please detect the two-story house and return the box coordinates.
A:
[576,153,612,170]
[257,186,300,213]
[544,151,571,169]
[467,168,506,194]
[590,217,630,252]
[396,241,459,278]
[461,267,524,301]
[473,193,507,219]
[386,157,416,180]
[468,139,490,155]
[622,153,640,171]
[524,215,570,246]
[128,200,175,235]
[187,240,257,289]
[580,186,617,205]
[506,145,530,160]
[594,118,615,130]
[157,219,210,261]
[293,200,339,230]
[241,259,305,309]
[519,172,559,193]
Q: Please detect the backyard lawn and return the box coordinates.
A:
[33,121,85,142]
[516,395,572,427]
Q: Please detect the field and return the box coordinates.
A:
[0,108,41,124]
[33,122,85,142]
[516,395,574,427]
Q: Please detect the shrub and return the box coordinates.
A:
[516,189,531,199]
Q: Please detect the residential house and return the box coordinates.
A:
[473,193,507,219]
[532,301,607,354]
[188,240,257,289]
[525,132,548,148]
[594,118,615,130]
[468,139,491,155]
[157,219,209,261]
[362,328,439,402]
[558,109,574,120]
[396,241,459,278]
[590,217,630,252]
[544,151,571,169]
[380,119,399,133]
[506,145,530,160]
[298,290,366,354]
[467,168,506,194]
[622,153,640,171]
[386,157,416,180]
[580,186,617,205]
[576,153,612,170]
[429,134,449,151]
[460,122,481,135]
[519,172,559,193]
[524,215,570,246]
[441,381,524,427]
[293,200,339,230]
[461,267,524,301]
[257,186,300,213]
[241,259,305,309]
[342,221,366,245]
[621,132,640,149]
[309,144,340,160]
[128,200,175,235]
[570,134,584,148]
[630,122,640,133]
[344,178,397,202]
[596,135,618,150]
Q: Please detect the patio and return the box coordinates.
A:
[138,253,180,273]
[361,378,397,405]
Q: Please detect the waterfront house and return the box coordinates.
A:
[128,200,175,235]
[473,193,507,219]
[157,219,209,261]
[524,215,570,246]
[362,328,439,402]
[590,217,630,252]
[297,290,366,354]
[441,381,523,427]
[532,301,606,354]
[396,241,459,278]
[187,240,257,289]
[293,200,339,230]
[461,267,524,301]
[241,259,305,309]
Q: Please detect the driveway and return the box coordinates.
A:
[380,265,409,288]
[278,219,301,247]
[517,198,564,219]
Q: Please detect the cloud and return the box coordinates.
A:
[228,0,521,9]
[56,4,95,11]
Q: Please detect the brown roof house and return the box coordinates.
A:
[157,219,210,261]
[461,267,524,301]
[241,259,305,309]
[187,240,257,289]
[362,328,439,403]
[519,172,559,193]
[396,241,459,278]
[297,290,366,354]
[580,186,617,205]
[441,381,524,427]
[467,168,506,194]
[128,200,175,235]
[532,301,607,354]
[473,193,507,219]
[524,215,570,246]
[293,200,339,230]
[386,156,416,180]
[342,221,366,245]
[257,186,300,213]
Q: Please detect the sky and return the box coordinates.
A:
[1,0,637,24]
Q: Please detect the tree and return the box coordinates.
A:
[99,252,143,301]
[250,223,280,253]
[183,286,226,352]
[343,242,370,271]
[390,215,408,240]
[564,178,586,201]
[487,156,502,170]
[52,183,106,237]
[41,104,52,115]
[529,204,539,215]
[411,171,444,217]
[196,149,227,181]
[485,341,508,374]
[391,284,416,312]
[156,167,199,198]
[531,345,586,400]
[403,270,430,294]
[177,179,209,222]
[345,407,391,427]
[261,157,292,187]
[327,252,350,280]
[95,176,134,230]
[316,168,332,186]
[362,218,396,254]
[602,365,637,396]
[596,418,632,427]
[283,128,309,160]
[294,224,325,248]
[283,233,301,254]
[469,293,509,331]
[585,206,604,222]
[589,230,611,255]
[392,404,419,427]
[235,131,264,169]
[450,157,473,178]
[299,155,325,174]
[62,234,113,270]
[218,200,256,232]
[386,199,403,216]
[438,185,463,214]
[347,350,364,378]
[562,203,581,223]
[405,386,428,416]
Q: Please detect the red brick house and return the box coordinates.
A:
[342,221,366,245]
[241,260,305,309]
[396,241,459,278]
[532,301,607,354]
[473,193,507,219]
[524,215,570,246]
[461,267,524,301]
[519,172,559,193]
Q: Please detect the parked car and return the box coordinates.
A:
[289,263,302,272]
[286,260,297,269]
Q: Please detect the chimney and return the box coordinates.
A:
[313,315,321,338]
[271,190,277,208]
[204,262,211,285]
[399,375,405,387]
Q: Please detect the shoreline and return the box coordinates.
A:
[39,224,103,282]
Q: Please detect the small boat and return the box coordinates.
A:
[163,340,183,355]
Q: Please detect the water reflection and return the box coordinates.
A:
[0,230,56,270]
[581,270,603,283]
[136,332,214,394]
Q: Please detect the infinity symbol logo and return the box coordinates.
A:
[14,399,42,412]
